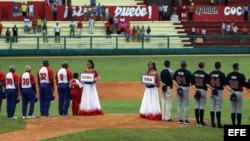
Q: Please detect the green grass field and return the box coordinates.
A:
[0,55,250,141]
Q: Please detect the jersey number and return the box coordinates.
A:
[39,73,47,80]
[22,78,30,85]
[210,78,221,87]
[176,76,186,85]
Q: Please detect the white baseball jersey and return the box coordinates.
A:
[21,72,32,88]
[57,68,69,83]
[5,72,15,89]
[38,67,50,83]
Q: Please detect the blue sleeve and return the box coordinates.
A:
[32,83,36,93]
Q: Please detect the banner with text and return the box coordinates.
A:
[193,6,244,21]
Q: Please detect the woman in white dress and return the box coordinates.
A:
[139,61,162,120]
[79,59,104,116]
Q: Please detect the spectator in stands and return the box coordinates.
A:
[21,2,28,17]
[88,6,93,19]
[91,0,96,6]
[28,2,34,18]
[232,25,239,40]
[195,27,201,37]
[201,26,207,39]
[101,5,106,21]
[145,26,151,42]
[218,0,223,5]
[69,20,75,38]
[125,27,130,42]
[83,5,88,21]
[105,7,110,21]
[225,0,228,6]
[210,0,214,6]
[221,21,226,37]
[141,25,145,42]
[97,3,102,21]
[24,16,30,33]
[191,26,196,42]
[105,21,112,38]
[225,22,231,38]
[31,17,37,34]
[116,27,122,35]
[37,17,42,33]
[54,22,61,43]
[136,25,141,42]
[92,4,97,21]
[243,4,249,21]
[52,3,58,21]
[158,4,163,21]
[131,26,136,42]
[12,25,18,43]
[77,20,83,38]
[6,28,11,43]
[42,26,48,43]
[188,3,194,21]
[42,18,47,34]
[89,15,95,34]
[0,21,2,36]
[241,26,248,43]
[113,15,118,33]
[66,0,72,6]
[13,3,20,20]
[49,0,54,6]
[230,20,235,35]
[163,3,168,20]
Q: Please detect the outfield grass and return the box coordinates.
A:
[0,55,250,141]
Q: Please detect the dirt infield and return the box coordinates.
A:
[0,82,249,141]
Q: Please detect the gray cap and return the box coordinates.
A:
[9,65,16,71]
[25,65,31,71]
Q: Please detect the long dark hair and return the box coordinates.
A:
[87,59,94,68]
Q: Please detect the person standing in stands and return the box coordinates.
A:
[188,3,194,21]
[225,0,228,6]
[145,26,151,42]
[12,25,18,43]
[52,3,58,21]
[89,15,95,34]
[131,26,136,42]
[77,20,83,38]
[28,2,35,18]
[243,4,249,21]
[13,3,19,20]
[69,20,75,38]
[54,22,61,43]
[21,2,28,17]
[6,28,11,43]
[0,21,3,36]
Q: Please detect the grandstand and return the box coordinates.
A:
[0,0,191,49]
[178,0,250,48]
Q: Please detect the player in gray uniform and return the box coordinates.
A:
[225,63,248,125]
[192,61,209,126]
[208,62,225,128]
[173,60,192,125]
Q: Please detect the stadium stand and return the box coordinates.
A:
[0,0,192,49]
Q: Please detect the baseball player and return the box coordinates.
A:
[173,60,192,124]
[69,73,83,116]
[208,62,226,128]
[37,59,54,118]
[225,63,248,125]
[0,67,5,119]
[192,61,209,126]
[20,65,37,119]
[56,61,73,116]
[160,60,174,121]
[5,65,19,119]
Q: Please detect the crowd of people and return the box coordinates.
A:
[139,59,250,127]
[0,59,104,119]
